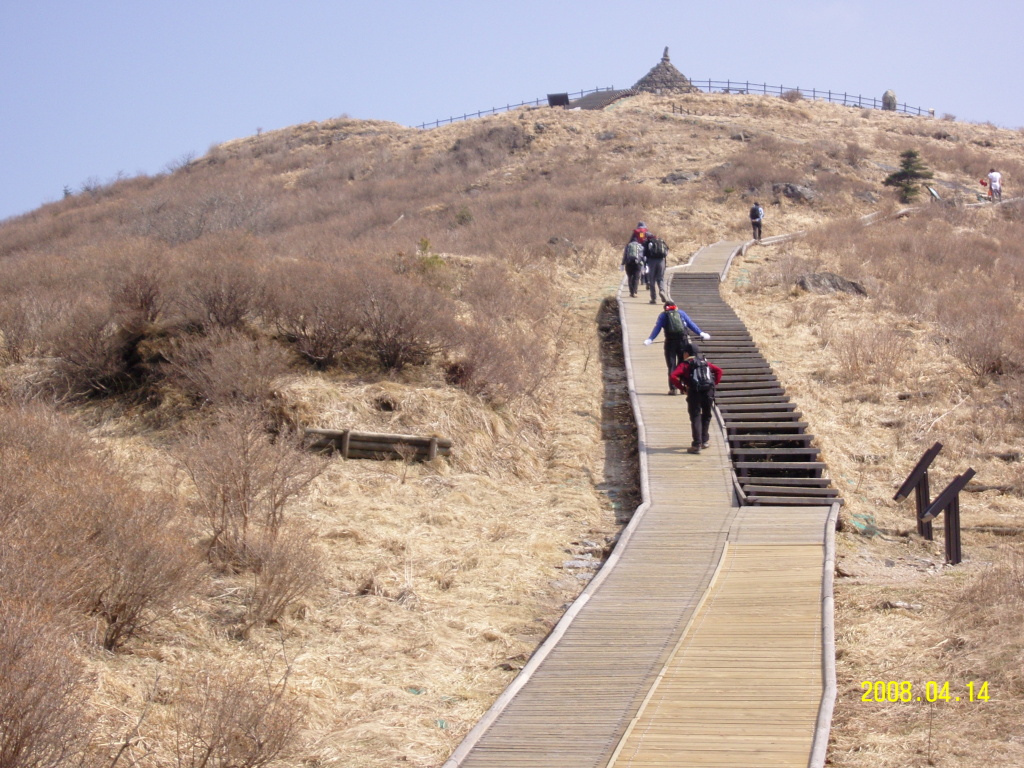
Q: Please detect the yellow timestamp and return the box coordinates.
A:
[860,680,989,703]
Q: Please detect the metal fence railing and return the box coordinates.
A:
[416,87,617,129]
[685,79,931,116]
[415,81,931,130]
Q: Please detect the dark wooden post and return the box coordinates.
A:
[428,437,438,461]
[341,429,351,460]
[921,468,975,566]
[894,442,942,540]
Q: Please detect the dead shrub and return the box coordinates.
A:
[162,329,292,409]
[82,490,203,651]
[242,523,325,633]
[168,663,305,768]
[265,261,362,369]
[447,323,551,403]
[175,410,326,570]
[0,601,93,768]
[355,269,458,371]
[939,286,1016,376]
[107,242,169,326]
[170,251,265,331]
[781,89,804,103]
[42,298,147,400]
[0,403,201,650]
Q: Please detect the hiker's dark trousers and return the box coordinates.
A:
[664,336,688,391]
[647,257,666,301]
[687,390,714,447]
[751,220,762,241]
[625,262,642,296]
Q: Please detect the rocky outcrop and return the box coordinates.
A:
[632,48,700,95]
[796,272,867,296]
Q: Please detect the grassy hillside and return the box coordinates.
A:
[1,91,1022,767]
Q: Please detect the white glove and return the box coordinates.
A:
[643,338,653,346]
[700,332,711,341]
[619,264,624,271]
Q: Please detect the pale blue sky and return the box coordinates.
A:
[2,1,1022,222]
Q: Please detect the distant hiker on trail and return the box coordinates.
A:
[749,202,764,242]
[988,169,1003,202]
[644,300,710,395]
[643,233,670,303]
[670,343,723,454]
[630,221,649,244]
[620,240,645,297]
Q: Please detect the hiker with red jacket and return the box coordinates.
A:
[670,343,723,454]
[644,301,710,395]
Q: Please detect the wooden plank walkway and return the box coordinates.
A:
[443,241,836,768]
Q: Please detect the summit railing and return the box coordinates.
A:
[415,80,932,130]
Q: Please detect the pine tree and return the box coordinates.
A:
[883,149,934,203]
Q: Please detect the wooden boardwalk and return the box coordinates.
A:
[443,242,837,768]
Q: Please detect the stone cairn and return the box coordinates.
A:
[632,48,701,95]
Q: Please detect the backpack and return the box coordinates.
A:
[647,237,668,258]
[749,205,763,221]
[688,356,715,394]
[624,241,644,264]
[664,310,686,338]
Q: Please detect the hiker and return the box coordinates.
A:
[644,301,710,395]
[630,222,650,287]
[643,233,670,303]
[670,343,723,454]
[620,239,645,297]
[988,168,1003,202]
[749,201,764,242]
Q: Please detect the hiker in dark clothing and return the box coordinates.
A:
[670,343,723,453]
[645,301,710,395]
[643,234,669,303]
[620,240,645,297]
[749,202,764,242]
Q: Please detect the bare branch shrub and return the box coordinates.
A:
[0,403,200,651]
[175,410,326,570]
[781,89,804,103]
[242,524,325,632]
[169,244,265,330]
[265,260,361,368]
[940,285,1015,376]
[168,663,305,768]
[162,329,292,409]
[0,601,93,768]
[42,299,146,400]
[356,269,458,371]
[106,240,170,326]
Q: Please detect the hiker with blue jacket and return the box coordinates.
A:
[644,300,710,395]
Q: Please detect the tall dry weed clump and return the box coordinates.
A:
[947,548,1024,697]
[808,206,1024,377]
[0,402,201,651]
[174,409,327,632]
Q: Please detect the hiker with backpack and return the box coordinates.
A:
[644,301,710,395]
[669,343,723,453]
[643,234,670,303]
[620,240,646,297]
[749,202,764,242]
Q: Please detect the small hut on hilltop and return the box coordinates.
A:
[632,48,700,95]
